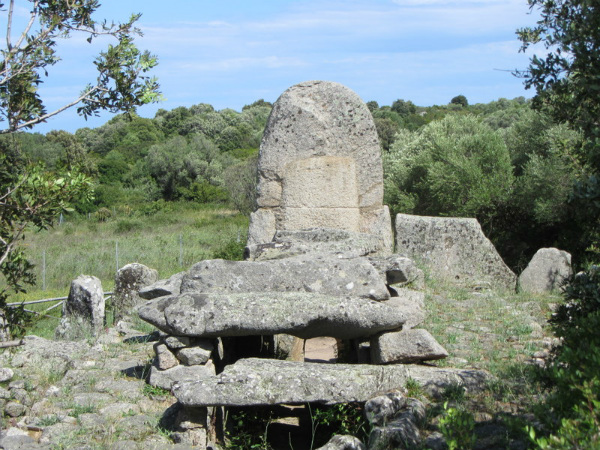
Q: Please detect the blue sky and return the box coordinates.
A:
[6,0,541,133]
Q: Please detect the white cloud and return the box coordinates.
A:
[179,56,308,72]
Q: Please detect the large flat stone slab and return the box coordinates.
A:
[139,292,405,339]
[180,254,389,301]
[395,214,516,290]
[174,358,489,406]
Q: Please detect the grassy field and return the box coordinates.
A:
[12,202,248,297]
[3,202,248,336]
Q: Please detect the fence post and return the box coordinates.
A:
[42,249,46,291]
[179,234,183,267]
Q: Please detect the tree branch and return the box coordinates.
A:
[13,0,39,51]
[0,85,102,133]
[6,0,13,51]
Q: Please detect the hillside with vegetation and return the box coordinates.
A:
[6,93,591,283]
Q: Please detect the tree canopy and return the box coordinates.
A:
[518,0,600,260]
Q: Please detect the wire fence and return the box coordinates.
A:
[6,293,114,320]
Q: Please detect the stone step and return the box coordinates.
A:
[173,358,489,407]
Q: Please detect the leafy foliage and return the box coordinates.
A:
[439,402,476,450]
[527,266,600,448]
[0,0,159,339]
[0,139,92,337]
[0,0,161,132]
[450,95,468,107]
[384,114,514,219]
[518,0,600,260]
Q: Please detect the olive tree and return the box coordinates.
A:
[0,0,161,338]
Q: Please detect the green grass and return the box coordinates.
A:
[4,202,248,300]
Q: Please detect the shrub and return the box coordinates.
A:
[114,219,142,234]
[213,238,246,261]
[384,114,514,220]
[95,207,112,222]
[530,266,600,448]
[439,402,476,450]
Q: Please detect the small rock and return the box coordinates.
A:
[0,368,14,382]
[177,344,213,366]
[155,343,179,370]
[165,336,193,349]
[44,386,60,397]
[98,402,140,419]
[364,391,407,426]
[4,401,26,417]
[371,329,448,364]
[8,380,24,390]
[77,413,107,429]
[316,434,366,450]
[424,431,446,450]
[0,387,11,399]
[11,389,32,407]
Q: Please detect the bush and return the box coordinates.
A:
[212,238,246,261]
[530,266,600,448]
[114,219,143,234]
[384,114,514,219]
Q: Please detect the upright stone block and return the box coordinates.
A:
[248,80,392,254]
[395,214,516,290]
[56,275,104,339]
[113,263,158,322]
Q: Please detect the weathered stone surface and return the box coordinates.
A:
[139,272,184,300]
[154,343,179,370]
[315,435,366,450]
[368,398,426,450]
[368,256,425,290]
[518,247,572,294]
[55,275,104,339]
[395,214,516,290]
[165,335,194,349]
[371,329,448,364]
[364,391,407,427]
[248,81,392,251]
[247,209,276,248]
[177,344,213,366]
[4,401,25,417]
[0,368,14,383]
[382,297,425,330]
[148,362,215,391]
[174,358,489,406]
[245,228,388,261]
[181,254,389,301]
[389,288,425,308]
[139,292,405,339]
[113,263,158,322]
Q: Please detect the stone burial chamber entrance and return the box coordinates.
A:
[137,81,488,450]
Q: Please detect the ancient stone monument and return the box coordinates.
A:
[55,274,104,339]
[137,81,490,449]
[247,80,393,253]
